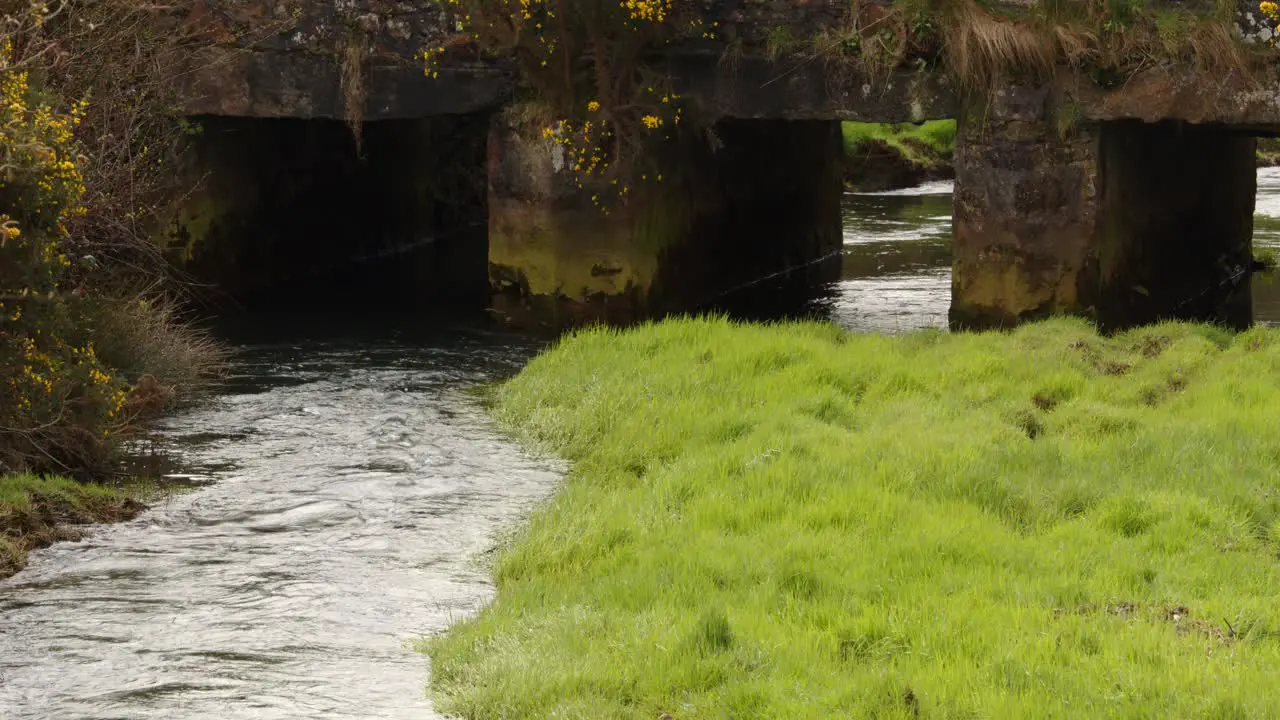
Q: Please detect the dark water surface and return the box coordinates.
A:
[5,171,1280,718]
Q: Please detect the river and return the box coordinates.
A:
[0,322,562,718]
[4,170,1280,718]
[825,168,1280,331]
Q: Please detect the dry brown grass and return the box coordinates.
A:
[943,0,1056,92]
[341,28,369,151]
[933,0,1259,94]
[89,291,226,407]
[1156,19,1249,76]
[1051,23,1097,66]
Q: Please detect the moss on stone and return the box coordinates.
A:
[163,185,224,263]
[487,198,664,306]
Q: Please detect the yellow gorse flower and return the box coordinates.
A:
[433,0,701,211]
[621,0,672,23]
[0,36,128,435]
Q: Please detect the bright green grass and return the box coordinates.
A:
[428,317,1280,719]
[0,473,136,576]
[842,120,957,164]
[0,473,123,511]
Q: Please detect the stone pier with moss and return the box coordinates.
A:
[487,112,844,326]
[952,89,1257,330]
[165,0,1280,328]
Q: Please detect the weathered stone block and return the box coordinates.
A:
[953,90,1256,330]
[487,111,843,328]
[1096,120,1255,329]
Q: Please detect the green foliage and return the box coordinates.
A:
[1052,96,1086,138]
[429,317,1280,718]
[842,120,955,188]
[0,41,132,475]
[0,472,123,514]
[1255,246,1279,270]
[765,26,793,61]
[842,120,956,160]
[1258,136,1280,166]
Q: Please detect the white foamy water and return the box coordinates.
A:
[0,323,561,720]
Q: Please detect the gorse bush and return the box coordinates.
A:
[0,34,131,475]
[46,0,190,276]
[0,1,221,477]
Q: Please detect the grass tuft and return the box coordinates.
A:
[842,120,956,160]
[89,292,226,406]
[428,317,1280,718]
[933,0,1257,94]
[0,473,144,578]
[944,0,1055,91]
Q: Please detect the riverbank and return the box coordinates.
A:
[1260,137,1280,167]
[429,317,1280,718]
[0,474,144,579]
[846,124,1280,182]
[842,121,955,192]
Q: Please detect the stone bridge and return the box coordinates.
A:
[168,0,1280,329]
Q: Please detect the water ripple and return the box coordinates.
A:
[0,324,562,720]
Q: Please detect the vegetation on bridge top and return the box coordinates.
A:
[421,0,715,205]
[417,0,1279,201]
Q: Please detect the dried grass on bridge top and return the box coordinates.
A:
[927,0,1257,94]
[944,0,1055,91]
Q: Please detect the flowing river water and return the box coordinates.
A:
[5,169,1280,718]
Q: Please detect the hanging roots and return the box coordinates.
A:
[341,29,369,152]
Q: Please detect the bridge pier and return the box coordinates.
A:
[163,115,490,310]
[486,112,843,328]
[952,89,1256,331]
[1093,120,1255,329]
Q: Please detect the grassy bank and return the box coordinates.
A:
[841,125,1280,176]
[0,474,143,578]
[1260,137,1280,167]
[842,121,956,191]
[429,317,1280,718]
